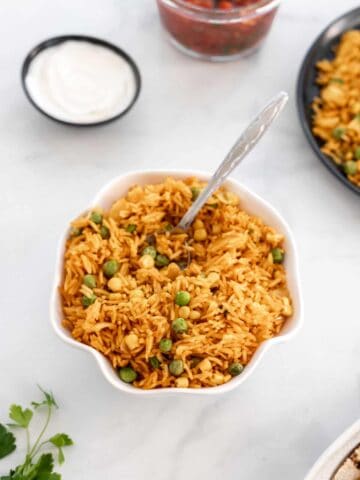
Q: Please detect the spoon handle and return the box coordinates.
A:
[177,91,289,230]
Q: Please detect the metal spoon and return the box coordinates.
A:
[177,91,289,231]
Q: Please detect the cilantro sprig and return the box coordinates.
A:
[0,387,73,479]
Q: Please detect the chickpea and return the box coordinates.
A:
[167,262,180,280]
[108,277,122,292]
[125,334,139,350]
[194,228,207,241]
[178,306,190,319]
[213,373,224,385]
[139,254,155,269]
[175,377,189,388]
[207,272,220,284]
[198,359,212,372]
[193,219,204,229]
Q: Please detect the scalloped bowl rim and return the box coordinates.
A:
[50,169,303,396]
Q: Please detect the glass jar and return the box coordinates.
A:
[156,0,280,61]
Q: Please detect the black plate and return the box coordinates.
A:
[21,35,141,127]
[296,7,360,196]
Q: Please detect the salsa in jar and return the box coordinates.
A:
[156,0,280,61]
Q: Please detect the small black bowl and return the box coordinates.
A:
[21,35,141,127]
[296,7,360,196]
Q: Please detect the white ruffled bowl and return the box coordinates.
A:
[50,170,303,395]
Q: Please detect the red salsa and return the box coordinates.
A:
[157,0,279,59]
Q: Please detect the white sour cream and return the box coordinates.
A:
[25,40,137,124]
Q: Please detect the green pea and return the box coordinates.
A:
[175,291,191,306]
[169,359,184,376]
[142,246,157,259]
[159,338,172,353]
[271,248,285,264]
[83,274,97,289]
[172,317,188,334]
[332,127,346,140]
[90,211,103,224]
[228,362,244,377]
[191,187,201,201]
[343,161,358,175]
[82,294,96,308]
[208,203,218,209]
[149,356,160,369]
[70,226,82,237]
[100,225,110,239]
[126,224,137,233]
[164,223,173,232]
[103,259,119,278]
[355,147,360,159]
[118,366,137,383]
[155,254,170,268]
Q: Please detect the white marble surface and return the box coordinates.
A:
[1,1,360,479]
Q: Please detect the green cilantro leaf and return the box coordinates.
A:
[33,453,54,475]
[49,434,73,448]
[19,453,54,478]
[49,434,73,464]
[31,453,61,479]
[58,448,64,466]
[9,406,33,429]
[31,387,58,410]
[1,465,25,479]
[0,424,16,459]
[0,454,61,480]
[1,387,71,480]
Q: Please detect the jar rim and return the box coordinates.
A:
[158,0,281,18]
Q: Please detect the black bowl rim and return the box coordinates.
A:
[21,34,142,127]
[296,7,360,196]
